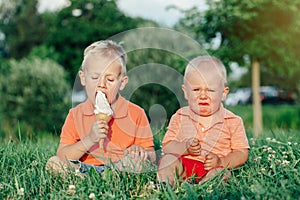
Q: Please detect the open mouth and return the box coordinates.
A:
[95,90,107,98]
[199,102,209,106]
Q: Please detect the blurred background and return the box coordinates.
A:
[0,0,299,140]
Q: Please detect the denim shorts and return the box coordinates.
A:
[69,160,109,174]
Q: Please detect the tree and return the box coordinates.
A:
[0,0,155,81]
[43,0,154,80]
[177,0,300,136]
[0,0,46,58]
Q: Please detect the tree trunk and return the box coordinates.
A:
[252,60,263,137]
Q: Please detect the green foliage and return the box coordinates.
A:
[0,0,46,58]
[42,0,153,80]
[125,49,188,120]
[0,58,71,136]
[177,0,300,98]
[0,0,157,81]
[0,130,299,199]
[28,45,60,62]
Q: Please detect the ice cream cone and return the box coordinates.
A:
[94,90,113,152]
[96,113,111,150]
[96,112,112,122]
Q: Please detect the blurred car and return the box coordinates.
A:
[258,86,278,104]
[225,87,251,106]
[225,86,294,106]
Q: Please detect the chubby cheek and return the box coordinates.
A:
[84,83,97,103]
[188,98,200,111]
[185,91,196,100]
[87,89,96,104]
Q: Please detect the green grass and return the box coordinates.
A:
[0,129,299,199]
[1,105,299,199]
[227,104,300,132]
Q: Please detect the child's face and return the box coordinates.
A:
[79,55,128,106]
[182,67,229,117]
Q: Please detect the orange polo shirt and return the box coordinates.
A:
[60,95,154,165]
[162,105,249,163]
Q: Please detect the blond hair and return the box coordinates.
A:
[81,40,127,75]
[184,55,227,86]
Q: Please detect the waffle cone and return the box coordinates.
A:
[96,112,111,152]
[96,113,111,122]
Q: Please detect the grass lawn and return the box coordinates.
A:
[0,105,299,199]
[0,130,299,199]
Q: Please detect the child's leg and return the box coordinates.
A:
[46,156,79,174]
[157,154,184,186]
[200,167,231,183]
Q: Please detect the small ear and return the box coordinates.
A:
[222,86,229,101]
[79,70,86,86]
[182,84,188,100]
[119,76,128,91]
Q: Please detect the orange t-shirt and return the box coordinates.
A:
[162,105,249,162]
[60,95,154,165]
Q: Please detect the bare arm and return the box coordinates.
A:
[125,145,156,163]
[204,148,249,170]
[220,148,249,169]
[56,120,109,161]
[163,138,201,156]
[56,135,95,161]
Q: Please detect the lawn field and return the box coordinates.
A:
[0,105,299,199]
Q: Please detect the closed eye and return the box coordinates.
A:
[106,75,117,82]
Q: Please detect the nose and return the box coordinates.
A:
[199,89,208,99]
[97,76,106,88]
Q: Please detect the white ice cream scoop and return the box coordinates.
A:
[94,90,113,116]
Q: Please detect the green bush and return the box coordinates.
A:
[0,57,71,136]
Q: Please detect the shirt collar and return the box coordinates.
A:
[81,99,95,116]
[113,95,129,118]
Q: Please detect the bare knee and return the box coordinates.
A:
[46,156,67,172]
[158,154,181,170]
[157,154,183,184]
[200,168,231,183]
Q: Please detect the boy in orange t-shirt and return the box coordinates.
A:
[47,40,155,174]
[157,56,249,185]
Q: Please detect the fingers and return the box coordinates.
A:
[204,159,213,171]
[89,120,109,142]
[186,138,201,155]
[96,120,109,132]
[204,153,220,170]
[96,120,109,138]
[125,145,148,161]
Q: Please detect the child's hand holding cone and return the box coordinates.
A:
[96,113,111,149]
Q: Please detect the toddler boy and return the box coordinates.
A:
[157,56,249,185]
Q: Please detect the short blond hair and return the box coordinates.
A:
[81,40,127,74]
[184,55,227,86]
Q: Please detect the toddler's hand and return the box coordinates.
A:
[88,120,109,143]
[124,144,148,161]
[204,152,221,171]
[186,138,201,156]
